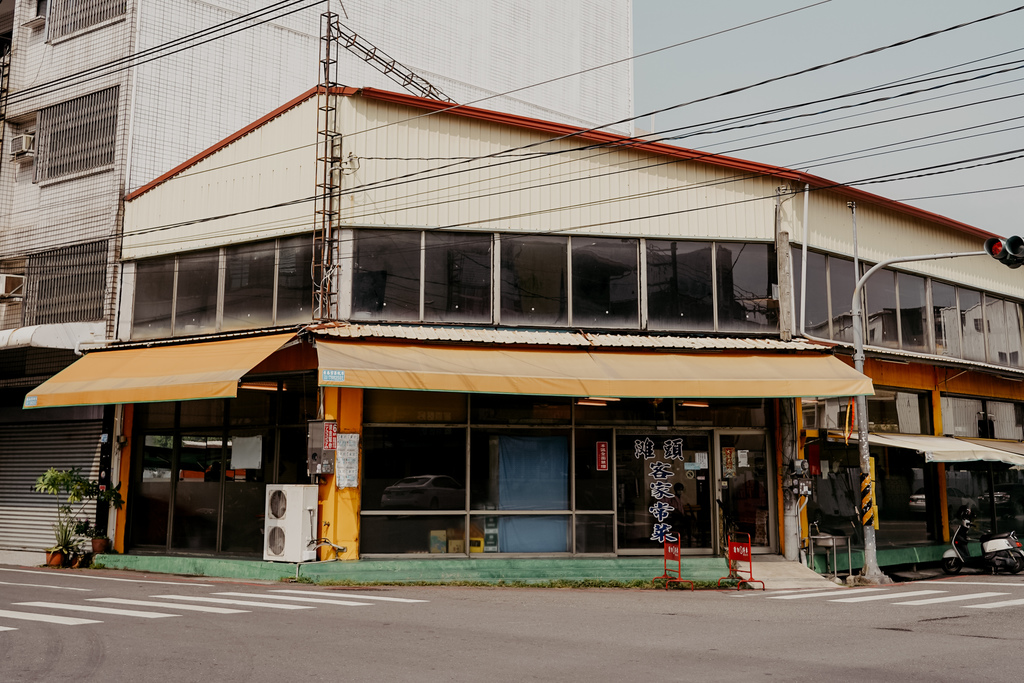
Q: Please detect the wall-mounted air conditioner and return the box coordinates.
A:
[0,274,25,299]
[9,133,34,160]
[263,484,318,562]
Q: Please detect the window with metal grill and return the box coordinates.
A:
[48,0,126,40]
[24,241,107,325]
[35,87,118,181]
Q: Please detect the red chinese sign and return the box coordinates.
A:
[323,421,338,451]
[596,441,609,471]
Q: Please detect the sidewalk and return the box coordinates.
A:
[78,552,835,589]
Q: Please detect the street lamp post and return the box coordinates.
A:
[851,250,986,582]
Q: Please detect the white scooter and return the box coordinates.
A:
[942,505,1024,575]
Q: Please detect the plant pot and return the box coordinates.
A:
[45,550,65,567]
[91,537,112,555]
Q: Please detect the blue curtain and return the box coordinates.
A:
[498,436,569,552]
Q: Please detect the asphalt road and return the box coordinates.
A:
[2,565,1022,682]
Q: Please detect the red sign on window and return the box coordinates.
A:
[596,441,609,471]
[323,421,338,451]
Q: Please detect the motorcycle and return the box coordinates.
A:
[942,505,1024,575]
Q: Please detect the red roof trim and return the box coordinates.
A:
[124,84,995,241]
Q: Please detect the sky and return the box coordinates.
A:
[632,0,1024,237]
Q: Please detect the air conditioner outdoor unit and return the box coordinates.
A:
[9,133,34,158]
[0,274,24,299]
[263,484,318,562]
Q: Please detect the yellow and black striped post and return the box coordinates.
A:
[861,472,874,527]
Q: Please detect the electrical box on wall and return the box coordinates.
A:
[307,420,338,476]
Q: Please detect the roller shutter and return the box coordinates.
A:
[0,421,103,551]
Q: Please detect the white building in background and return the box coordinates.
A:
[0,0,633,561]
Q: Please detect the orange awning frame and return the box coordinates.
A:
[23,334,296,409]
[314,340,874,399]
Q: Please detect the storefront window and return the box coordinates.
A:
[866,389,930,434]
[790,248,830,338]
[959,288,985,362]
[222,241,275,331]
[675,399,766,428]
[171,434,223,551]
[571,237,638,328]
[130,434,173,547]
[132,258,174,339]
[365,390,467,424]
[941,396,1023,439]
[361,427,466,512]
[932,281,960,358]
[720,433,771,547]
[575,397,671,425]
[898,272,928,352]
[222,430,271,554]
[424,232,492,323]
[646,240,713,331]
[575,514,614,553]
[986,297,1022,367]
[471,394,570,425]
[716,242,778,332]
[863,267,898,348]
[875,448,934,547]
[360,515,466,555]
[473,514,570,553]
[500,235,567,326]
[574,429,614,510]
[351,230,421,320]
[829,256,856,343]
[174,251,219,335]
[469,430,570,513]
[275,235,313,325]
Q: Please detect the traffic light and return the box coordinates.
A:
[985,236,1024,268]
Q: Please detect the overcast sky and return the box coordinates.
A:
[632,0,1024,237]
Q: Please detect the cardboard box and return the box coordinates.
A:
[448,538,465,554]
[429,530,447,553]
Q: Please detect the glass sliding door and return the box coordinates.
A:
[718,432,773,548]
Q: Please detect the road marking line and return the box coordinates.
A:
[270,589,429,603]
[0,626,16,631]
[89,598,249,614]
[926,581,1024,587]
[830,590,946,603]
[15,602,179,619]
[729,588,819,597]
[894,592,1008,605]
[964,598,1024,609]
[213,592,371,607]
[150,595,314,610]
[0,609,100,625]
[0,568,212,586]
[0,580,91,591]
[767,588,886,600]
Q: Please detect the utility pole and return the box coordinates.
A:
[851,248,986,582]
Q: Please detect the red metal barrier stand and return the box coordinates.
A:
[654,538,694,591]
[717,532,764,590]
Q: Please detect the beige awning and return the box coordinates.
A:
[315,341,873,398]
[24,334,295,409]
[865,433,1024,466]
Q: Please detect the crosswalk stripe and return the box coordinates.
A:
[0,581,91,592]
[0,626,16,632]
[829,590,946,603]
[729,588,820,598]
[213,592,371,607]
[150,595,314,610]
[89,598,249,614]
[0,609,100,626]
[928,581,1024,587]
[15,602,179,619]
[0,568,212,586]
[270,590,429,603]
[768,588,886,600]
[964,598,1024,609]
[894,592,1008,605]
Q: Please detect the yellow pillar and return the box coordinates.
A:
[932,387,949,543]
[320,387,363,559]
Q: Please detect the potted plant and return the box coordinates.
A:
[75,519,113,555]
[34,468,123,567]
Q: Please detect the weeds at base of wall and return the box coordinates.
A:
[281,577,736,590]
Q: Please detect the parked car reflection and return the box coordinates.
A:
[909,487,975,516]
[380,475,465,509]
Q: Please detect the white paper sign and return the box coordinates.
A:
[737,449,749,468]
[335,433,360,489]
[230,435,262,470]
[821,459,830,476]
[695,452,709,469]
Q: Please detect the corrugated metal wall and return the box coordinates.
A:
[0,421,102,551]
